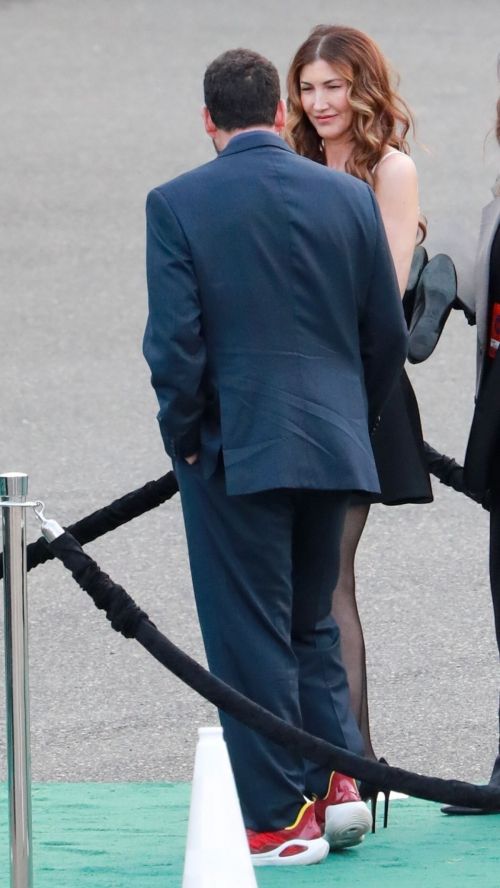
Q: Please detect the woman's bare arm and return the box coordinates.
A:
[373,153,420,295]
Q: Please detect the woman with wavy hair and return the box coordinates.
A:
[286,25,433,781]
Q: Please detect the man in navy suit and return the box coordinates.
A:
[144,48,408,866]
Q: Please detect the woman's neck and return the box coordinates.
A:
[323,138,354,171]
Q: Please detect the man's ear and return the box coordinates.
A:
[202,106,218,138]
[274,99,287,133]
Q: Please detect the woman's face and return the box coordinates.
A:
[299,59,353,142]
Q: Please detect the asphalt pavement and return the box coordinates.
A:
[1,0,500,785]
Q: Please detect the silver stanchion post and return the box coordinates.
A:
[0,472,33,888]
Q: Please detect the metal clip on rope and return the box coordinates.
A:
[33,502,65,543]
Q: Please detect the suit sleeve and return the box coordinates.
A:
[143,187,206,459]
[359,188,409,431]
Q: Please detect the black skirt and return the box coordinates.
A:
[353,370,433,506]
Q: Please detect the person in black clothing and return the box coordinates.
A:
[286,25,433,777]
[442,79,500,815]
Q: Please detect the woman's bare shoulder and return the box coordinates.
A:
[375,150,417,185]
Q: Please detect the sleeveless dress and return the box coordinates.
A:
[354,150,433,505]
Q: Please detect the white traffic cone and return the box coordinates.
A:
[182,726,258,888]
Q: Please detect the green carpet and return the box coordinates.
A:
[0,784,498,887]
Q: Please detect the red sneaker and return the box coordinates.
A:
[247,800,329,866]
[314,772,372,850]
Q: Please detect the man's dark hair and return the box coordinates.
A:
[204,48,281,131]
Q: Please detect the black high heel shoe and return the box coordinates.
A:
[403,245,428,326]
[407,254,457,364]
[358,757,391,833]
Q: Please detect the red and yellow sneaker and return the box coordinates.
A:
[314,772,372,850]
[246,800,329,866]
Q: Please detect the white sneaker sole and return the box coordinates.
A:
[251,836,330,866]
[324,801,372,850]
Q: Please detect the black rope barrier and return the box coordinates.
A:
[0,449,491,805]
[0,442,484,586]
[424,442,490,509]
[47,528,500,811]
[0,471,179,581]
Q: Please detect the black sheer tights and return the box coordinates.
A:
[330,503,377,761]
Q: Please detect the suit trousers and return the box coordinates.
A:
[488,489,500,786]
[174,458,364,831]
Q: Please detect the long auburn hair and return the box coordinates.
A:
[286,25,425,239]
[286,24,416,182]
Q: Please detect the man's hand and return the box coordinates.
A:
[185,454,198,465]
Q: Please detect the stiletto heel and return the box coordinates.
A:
[383,790,390,829]
[370,792,377,833]
[358,757,391,834]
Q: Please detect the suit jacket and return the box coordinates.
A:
[464,189,500,494]
[143,131,408,496]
